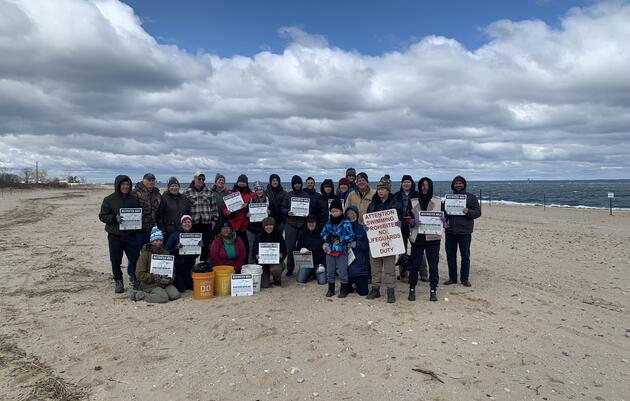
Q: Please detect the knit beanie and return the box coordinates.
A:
[338,177,350,187]
[346,167,356,176]
[167,176,180,188]
[253,181,264,191]
[329,198,343,212]
[180,215,192,224]
[150,226,163,242]
[377,174,392,192]
[356,172,369,182]
[237,174,248,185]
[262,216,275,227]
[215,173,225,183]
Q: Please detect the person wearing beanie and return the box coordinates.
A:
[253,216,286,287]
[366,175,403,304]
[211,173,228,233]
[394,174,427,283]
[295,214,325,282]
[165,215,197,292]
[336,177,352,202]
[408,177,445,302]
[321,198,354,298]
[346,171,374,224]
[221,175,253,262]
[317,179,339,231]
[444,175,481,287]
[158,176,191,243]
[130,226,181,303]
[184,170,218,262]
[345,168,357,191]
[345,205,370,296]
[210,221,247,272]
[266,174,287,231]
[246,181,271,264]
[99,174,141,293]
[281,175,314,276]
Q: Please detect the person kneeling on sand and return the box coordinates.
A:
[252,217,286,287]
[295,214,325,282]
[210,221,247,273]
[130,227,181,303]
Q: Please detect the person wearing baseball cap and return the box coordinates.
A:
[184,170,218,262]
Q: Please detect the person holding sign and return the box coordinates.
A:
[165,215,198,292]
[252,217,286,287]
[365,175,403,303]
[184,170,218,263]
[346,172,374,224]
[321,199,354,298]
[345,206,370,296]
[130,227,181,303]
[281,175,312,276]
[443,175,481,287]
[394,174,420,283]
[408,177,445,302]
[246,182,271,264]
[99,175,141,293]
[221,174,253,261]
[317,179,339,231]
[296,214,325,280]
[158,177,191,243]
[266,174,287,233]
[210,221,246,273]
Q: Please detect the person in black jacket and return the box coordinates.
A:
[99,175,141,293]
[317,179,338,231]
[253,217,286,287]
[281,175,313,276]
[394,174,427,282]
[158,177,191,243]
[165,215,197,292]
[296,214,325,282]
[266,174,287,232]
[443,175,481,287]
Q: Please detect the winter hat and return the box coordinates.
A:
[150,226,163,242]
[180,215,192,224]
[143,173,156,180]
[329,198,343,212]
[345,205,359,219]
[193,170,205,179]
[237,174,249,185]
[291,175,303,186]
[262,216,275,227]
[377,174,392,192]
[338,177,350,187]
[167,176,180,188]
[253,181,264,191]
[346,167,356,177]
[356,172,369,182]
[401,174,413,184]
[219,221,232,230]
[306,214,318,223]
[269,173,281,184]
[215,173,225,183]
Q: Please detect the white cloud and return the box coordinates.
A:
[0,0,629,183]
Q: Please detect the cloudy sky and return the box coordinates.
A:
[1,0,629,183]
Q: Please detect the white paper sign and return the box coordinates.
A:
[417,211,444,235]
[150,254,174,277]
[608,192,614,198]
[363,209,405,258]
[290,197,310,217]
[179,233,202,255]
[293,251,314,270]
[231,274,253,296]
[444,194,467,216]
[347,248,356,265]
[249,202,268,222]
[224,192,245,213]
[119,208,142,230]
[259,243,280,264]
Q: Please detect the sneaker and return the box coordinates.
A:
[114,279,124,294]
[408,289,416,302]
[461,280,471,287]
[430,290,438,302]
[443,280,457,285]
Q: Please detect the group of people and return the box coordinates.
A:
[99,168,481,304]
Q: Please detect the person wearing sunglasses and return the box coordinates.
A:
[184,170,218,262]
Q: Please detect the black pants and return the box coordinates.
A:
[348,275,369,296]
[410,240,440,289]
[445,233,472,282]
[235,230,249,262]
[192,223,213,262]
[108,233,139,280]
[173,263,194,292]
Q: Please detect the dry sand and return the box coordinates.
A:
[1,188,629,401]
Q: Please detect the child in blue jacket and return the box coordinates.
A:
[321,199,354,298]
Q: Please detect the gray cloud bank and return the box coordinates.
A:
[1,0,629,183]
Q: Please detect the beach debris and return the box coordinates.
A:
[504,387,511,393]
[297,378,305,383]
[265,387,272,395]
[449,372,463,379]
[312,392,319,397]
[412,367,444,383]
[290,367,300,375]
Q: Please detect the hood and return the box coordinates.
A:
[291,175,303,188]
[267,174,284,192]
[451,175,467,193]
[320,179,335,197]
[399,174,416,193]
[114,175,132,197]
[418,177,434,210]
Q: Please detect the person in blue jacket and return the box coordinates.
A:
[345,205,370,296]
[165,214,198,292]
[321,199,354,298]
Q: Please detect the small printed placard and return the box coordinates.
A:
[149,254,174,278]
[119,208,142,230]
[231,274,253,296]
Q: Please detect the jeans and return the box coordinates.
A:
[284,224,303,273]
[326,254,349,284]
[445,233,472,282]
[108,233,140,280]
[410,240,440,289]
[246,230,258,264]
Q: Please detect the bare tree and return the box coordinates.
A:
[23,168,33,184]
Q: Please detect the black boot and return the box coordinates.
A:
[408,287,416,301]
[366,286,380,299]
[114,279,124,294]
[387,287,395,303]
[430,289,438,302]
[326,282,335,297]
[338,283,349,298]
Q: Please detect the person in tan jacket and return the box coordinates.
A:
[345,172,374,224]
[408,177,445,302]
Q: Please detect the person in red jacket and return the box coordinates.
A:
[210,221,247,273]
[221,174,253,260]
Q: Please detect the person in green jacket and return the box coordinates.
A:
[99,175,141,293]
[129,227,181,303]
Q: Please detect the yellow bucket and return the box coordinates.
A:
[213,265,235,296]
[192,271,215,300]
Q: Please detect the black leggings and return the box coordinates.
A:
[410,240,440,289]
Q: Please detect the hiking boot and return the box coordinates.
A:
[114,279,124,294]
[338,284,349,298]
[443,279,457,285]
[408,288,416,301]
[386,287,396,303]
[326,283,335,297]
[366,286,380,299]
[461,280,472,287]
[129,275,141,291]
[430,289,438,302]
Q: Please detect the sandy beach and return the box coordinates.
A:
[1,188,629,401]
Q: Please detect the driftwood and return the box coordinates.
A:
[412,367,444,383]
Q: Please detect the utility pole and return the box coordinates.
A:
[35,161,39,184]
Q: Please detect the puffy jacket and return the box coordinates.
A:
[266,175,287,225]
[317,179,338,231]
[135,243,174,291]
[158,191,191,237]
[131,182,161,232]
[321,217,354,254]
[444,176,481,235]
[98,175,139,238]
[252,227,287,264]
[282,189,313,229]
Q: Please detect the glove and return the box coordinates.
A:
[322,243,331,254]
[440,215,447,225]
[414,218,421,226]
[197,240,203,247]
[349,241,357,249]
[394,221,401,227]
[300,247,308,254]
[160,277,171,286]
[176,243,183,249]
[316,264,325,273]
[116,214,124,223]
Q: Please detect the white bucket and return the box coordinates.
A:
[241,264,263,293]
